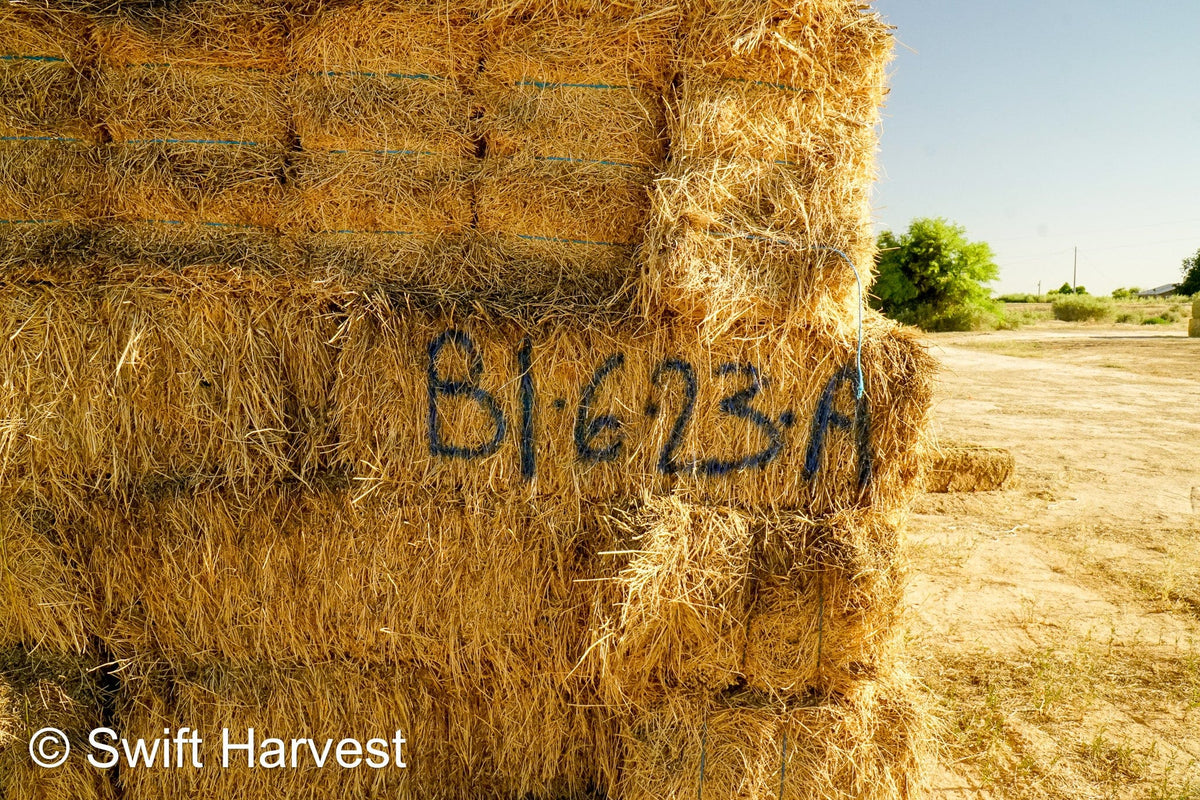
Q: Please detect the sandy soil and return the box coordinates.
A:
[907,322,1200,799]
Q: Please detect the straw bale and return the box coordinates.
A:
[923,442,1015,493]
[95,4,289,226]
[0,139,106,222]
[467,0,681,21]
[116,661,618,800]
[477,12,675,165]
[1193,297,1200,319]
[69,487,607,678]
[618,677,932,800]
[288,4,479,154]
[0,502,93,654]
[587,500,904,707]
[0,221,100,281]
[1189,317,1200,338]
[643,156,873,325]
[335,300,932,518]
[285,150,472,236]
[0,6,95,141]
[0,650,115,800]
[0,271,338,503]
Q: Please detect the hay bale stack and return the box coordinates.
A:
[1189,316,1200,338]
[0,6,104,229]
[473,10,676,302]
[286,3,480,292]
[94,1,290,226]
[0,651,114,800]
[924,442,1014,493]
[644,0,891,325]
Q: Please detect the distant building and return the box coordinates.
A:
[1138,284,1180,298]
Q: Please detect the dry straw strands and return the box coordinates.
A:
[589,499,905,707]
[0,651,114,800]
[0,271,339,504]
[618,678,932,800]
[923,442,1015,493]
[645,0,891,323]
[335,300,932,518]
[0,7,104,223]
[0,501,93,654]
[94,2,290,226]
[116,662,619,800]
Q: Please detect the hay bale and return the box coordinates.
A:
[69,487,604,677]
[0,651,114,800]
[618,678,932,800]
[94,2,290,226]
[473,11,676,305]
[587,500,904,706]
[114,662,618,800]
[923,443,1014,493]
[335,301,932,519]
[1189,317,1200,338]
[0,269,338,503]
[644,0,891,322]
[0,502,93,654]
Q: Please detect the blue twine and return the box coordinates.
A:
[326,148,434,157]
[706,231,866,399]
[0,54,65,63]
[314,70,442,81]
[125,138,259,147]
[516,233,626,248]
[330,229,414,236]
[1,135,80,143]
[533,155,637,169]
[515,79,630,91]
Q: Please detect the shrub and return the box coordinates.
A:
[996,293,1045,303]
[1115,312,1139,324]
[1142,312,1180,325]
[1052,295,1113,322]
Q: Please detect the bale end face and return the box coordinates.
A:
[924,443,1015,493]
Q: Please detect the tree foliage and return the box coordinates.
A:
[1181,248,1200,296]
[872,217,1001,331]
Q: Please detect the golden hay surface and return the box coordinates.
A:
[285,150,473,236]
[0,140,106,222]
[116,661,616,800]
[0,273,339,504]
[618,677,932,800]
[0,221,100,281]
[475,156,648,246]
[0,502,93,654]
[0,6,95,140]
[0,651,114,800]
[923,443,1015,494]
[335,300,931,517]
[1190,317,1200,338]
[92,1,288,71]
[288,4,479,154]
[587,499,904,707]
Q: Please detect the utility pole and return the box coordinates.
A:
[1073,247,1078,291]
[1037,281,1042,297]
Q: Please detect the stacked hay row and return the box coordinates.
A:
[1190,298,1200,337]
[0,1,933,797]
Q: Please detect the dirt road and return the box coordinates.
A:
[908,324,1200,799]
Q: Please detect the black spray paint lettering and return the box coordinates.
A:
[574,353,627,463]
[691,363,784,476]
[517,337,536,480]
[648,358,696,475]
[427,330,507,459]
[802,363,873,488]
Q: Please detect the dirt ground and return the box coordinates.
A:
[909,320,1200,799]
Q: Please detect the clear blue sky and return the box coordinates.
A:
[871,1,1200,295]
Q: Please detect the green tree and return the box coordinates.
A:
[872,218,1001,331]
[1181,248,1200,295]
[1056,282,1073,295]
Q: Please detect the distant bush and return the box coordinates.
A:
[1111,287,1142,299]
[996,293,1046,303]
[1052,295,1113,322]
[1142,311,1180,325]
[1115,312,1139,324]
